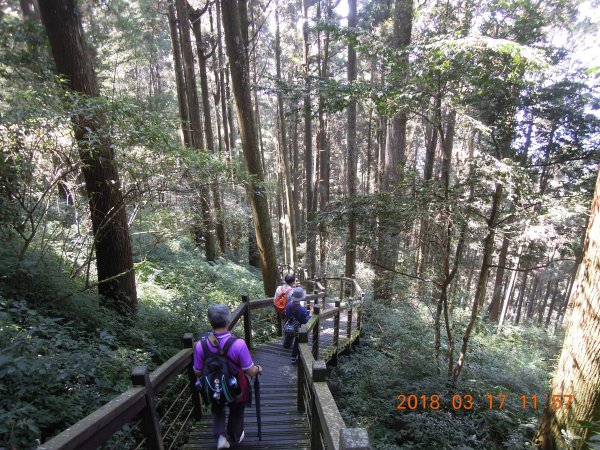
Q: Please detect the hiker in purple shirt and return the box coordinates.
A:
[194,304,262,450]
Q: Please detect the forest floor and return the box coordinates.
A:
[330,296,564,450]
[0,234,266,449]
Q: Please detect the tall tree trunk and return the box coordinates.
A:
[418,91,453,286]
[544,281,561,328]
[525,272,540,320]
[344,0,358,279]
[189,4,227,255]
[513,270,529,325]
[39,0,137,313]
[175,0,203,149]
[302,0,316,275]
[432,110,462,377]
[453,183,503,380]
[497,246,523,332]
[221,0,278,295]
[212,0,233,179]
[536,169,600,450]
[275,4,297,267]
[175,0,217,261]
[538,279,555,325]
[292,105,302,235]
[423,94,441,182]
[488,235,510,321]
[373,0,413,301]
[318,0,332,270]
[167,2,192,146]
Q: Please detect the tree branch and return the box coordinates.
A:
[488,257,575,272]
[368,261,441,287]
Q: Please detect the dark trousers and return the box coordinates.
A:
[212,402,245,442]
[283,331,294,349]
[291,335,299,360]
[283,332,299,359]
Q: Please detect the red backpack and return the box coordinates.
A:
[274,286,293,315]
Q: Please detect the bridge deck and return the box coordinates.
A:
[184,341,309,449]
[185,300,356,449]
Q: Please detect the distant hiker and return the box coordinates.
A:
[284,287,310,364]
[274,273,296,318]
[194,304,263,450]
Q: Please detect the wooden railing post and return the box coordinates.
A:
[242,294,252,350]
[343,308,352,355]
[131,366,163,450]
[313,290,320,310]
[340,428,371,450]
[339,275,344,302]
[357,293,365,332]
[351,274,356,298]
[297,326,308,413]
[312,305,320,360]
[311,361,327,449]
[347,307,353,340]
[183,333,202,421]
[330,300,341,367]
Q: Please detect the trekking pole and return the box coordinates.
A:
[254,373,262,440]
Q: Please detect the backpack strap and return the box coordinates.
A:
[201,334,238,360]
[221,336,238,355]
[201,337,212,356]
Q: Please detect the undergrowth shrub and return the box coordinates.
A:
[0,227,268,449]
[330,298,562,449]
[0,298,152,449]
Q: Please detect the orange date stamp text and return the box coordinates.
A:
[395,393,573,411]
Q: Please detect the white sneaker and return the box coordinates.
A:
[217,434,230,449]
[237,431,245,444]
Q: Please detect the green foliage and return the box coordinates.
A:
[330,300,562,449]
[0,217,266,449]
[0,298,152,449]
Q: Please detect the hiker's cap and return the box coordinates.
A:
[291,287,306,302]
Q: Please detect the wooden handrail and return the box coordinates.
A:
[38,276,369,450]
[37,387,147,450]
[295,276,370,450]
[150,348,196,395]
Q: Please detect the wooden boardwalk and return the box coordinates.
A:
[184,340,309,449]
[185,300,356,449]
[35,277,367,450]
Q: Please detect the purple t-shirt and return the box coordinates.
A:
[193,331,254,374]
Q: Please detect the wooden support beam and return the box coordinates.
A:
[312,305,320,359]
[131,366,163,450]
[242,293,252,350]
[183,333,202,421]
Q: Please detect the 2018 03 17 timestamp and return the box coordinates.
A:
[395,393,573,411]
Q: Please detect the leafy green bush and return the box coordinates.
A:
[330,299,561,449]
[0,223,267,449]
[0,298,152,449]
